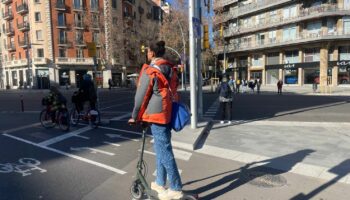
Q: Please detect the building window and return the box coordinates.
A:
[268,30,276,43]
[93,32,99,43]
[255,33,266,45]
[76,48,83,58]
[327,18,336,34]
[75,31,83,43]
[344,17,350,34]
[112,0,117,9]
[58,13,65,26]
[90,0,98,11]
[34,0,40,3]
[73,0,83,9]
[339,46,350,60]
[59,30,66,43]
[283,5,297,19]
[283,25,297,42]
[252,55,263,66]
[37,49,44,57]
[74,13,83,27]
[36,30,43,40]
[284,50,299,63]
[59,48,66,57]
[12,71,18,86]
[35,12,41,22]
[306,21,322,36]
[267,52,279,65]
[304,48,320,62]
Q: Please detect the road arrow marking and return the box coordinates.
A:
[106,133,139,142]
[70,147,115,156]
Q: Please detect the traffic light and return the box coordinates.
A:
[203,25,209,49]
[141,45,145,53]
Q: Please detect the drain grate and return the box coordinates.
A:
[239,170,287,188]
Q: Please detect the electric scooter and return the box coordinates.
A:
[130,123,198,200]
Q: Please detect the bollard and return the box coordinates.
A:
[20,95,24,112]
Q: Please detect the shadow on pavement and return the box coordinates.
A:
[184,149,315,200]
[290,159,350,200]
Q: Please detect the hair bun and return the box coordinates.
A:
[157,41,165,47]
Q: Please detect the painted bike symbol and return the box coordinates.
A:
[0,158,47,176]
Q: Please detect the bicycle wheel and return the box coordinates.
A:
[70,108,80,126]
[58,110,70,131]
[89,109,101,128]
[40,109,55,128]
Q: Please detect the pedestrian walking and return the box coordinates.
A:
[256,77,262,94]
[228,76,236,94]
[312,79,318,93]
[108,78,113,90]
[236,79,241,93]
[277,79,283,95]
[217,76,233,124]
[128,40,184,200]
[242,79,248,93]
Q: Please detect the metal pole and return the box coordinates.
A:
[189,0,197,129]
[196,0,203,116]
[26,32,31,88]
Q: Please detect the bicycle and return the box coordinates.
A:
[70,103,100,128]
[40,104,70,131]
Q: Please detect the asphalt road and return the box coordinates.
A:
[0,88,350,200]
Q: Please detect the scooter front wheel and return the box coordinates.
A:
[130,181,144,200]
[182,194,199,200]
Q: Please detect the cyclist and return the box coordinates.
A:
[77,74,97,113]
[43,86,67,122]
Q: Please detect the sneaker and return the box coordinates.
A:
[158,189,184,200]
[220,121,225,124]
[151,182,166,194]
[227,121,232,125]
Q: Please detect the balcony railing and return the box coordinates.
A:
[58,38,72,46]
[73,5,84,11]
[90,6,99,12]
[5,28,14,36]
[74,21,84,29]
[16,4,28,14]
[18,39,29,48]
[214,0,238,10]
[4,59,28,68]
[55,57,94,65]
[220,0,291,22]
[17,22,30,31]
[217,31,350,53]
[1,0,12,4]
[57,22,67,28]
[33,57,47,65]
[75,39,86,46]
[3,11,13,20]
[6,43,16,51]
[55,2,66,10]
[223,4,342,38]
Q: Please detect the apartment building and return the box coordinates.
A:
[214,0,350,87]
[104,0,163,86]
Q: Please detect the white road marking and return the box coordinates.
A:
[2,134,126,174]
[103,141,121,147]
[2,122,41,134]
[236,120,350,128]
[38,126,92,146]
[0,158,47,176]
[106,133,139,142]
[142,149,192,161]
[110,113,131,121]
[99,126,143,136]
[73,135,90,140]
[70,147,115,156]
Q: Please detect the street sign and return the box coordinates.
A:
[192,17,201,38]
[87,42,96,57]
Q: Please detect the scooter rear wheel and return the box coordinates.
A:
[130,181,144,200]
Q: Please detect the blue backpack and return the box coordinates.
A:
[171,102,191,132]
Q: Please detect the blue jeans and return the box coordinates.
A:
[151,123,182,191]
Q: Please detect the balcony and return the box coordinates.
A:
[18,39,29,48]
[1,0,12,5]
[90,22,100,30]
[16,4,28,14]
[55,57,94,65]
[5,28,14,36]
[75,39,86,47]
[58,38,72,47]
[73,4,84,11]
[90,6,99,13]
[33,57,47,65]
[224,4,343,38]
[3,11,13,20]
[17,22,30,31]
[217,31,350,54]
[74,21,84,29]
[220,0,291,22]
[57,22,69,29]
[55,2,66,10]
[6,43,16,51]
[4,59,28,68]
[214,0,238,10]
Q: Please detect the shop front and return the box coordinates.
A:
[330,60,350,85]
[36,69,50,89]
